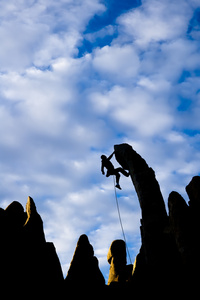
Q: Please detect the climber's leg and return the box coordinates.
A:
[116,167,129,177]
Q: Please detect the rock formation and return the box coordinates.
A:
[107,239,132,286]
[114,144,170,270]
[0,143,199,298]
[168,176,200,292]
[0,197,64,299]
[23,197,64,298]
[23,196,46,244]
[1,201,27,298]
[114,143,199,296]
[65,234,105,296]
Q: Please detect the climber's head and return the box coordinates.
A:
[101,155,107,160]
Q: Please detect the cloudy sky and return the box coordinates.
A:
[1,0,200,280]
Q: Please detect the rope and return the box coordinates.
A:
[113,176,132,265]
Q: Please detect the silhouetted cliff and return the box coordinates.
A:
[0,143,199,298]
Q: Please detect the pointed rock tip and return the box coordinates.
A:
[26,196,37,217]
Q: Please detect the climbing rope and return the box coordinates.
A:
[113,176,132,265]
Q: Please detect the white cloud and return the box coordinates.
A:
[117,0,196,47]
[0,0,105,71]
[84,25,116,42]
[158,38,200,81]
[91,85,173,137]
[92,44,140,83]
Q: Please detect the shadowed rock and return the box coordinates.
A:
[22,196,64,297]
[168,191,190,264]
[114,144,168,266]
[65,234,105,292]
[5,201,27,246]
[114,144,184,296]
[186,176,200,255]
[23,196,46,244]
[5,201,26,227]
[114,144,167,223]
[0,201,27,297]
[186,176,200,211]
[168,184,200,294]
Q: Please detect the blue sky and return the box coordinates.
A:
[0,0,200,281]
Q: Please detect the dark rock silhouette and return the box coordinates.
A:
[1,201,27,298]
[115,144,170,270]
[65,234,105,296]
[168,176,200,292]
[23,196,64,298]
[0,197,64,299]
[114,143,198,296]
[114,144,168,223]
[23,196,46,244]
[168,191,190,264]
[0,143,199,298]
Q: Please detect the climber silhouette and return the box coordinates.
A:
[101,151,129,190]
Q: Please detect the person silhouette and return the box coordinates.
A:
[101,152,129,190]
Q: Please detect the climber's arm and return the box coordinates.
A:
[101,162,105,175]
[107,151,115,161]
